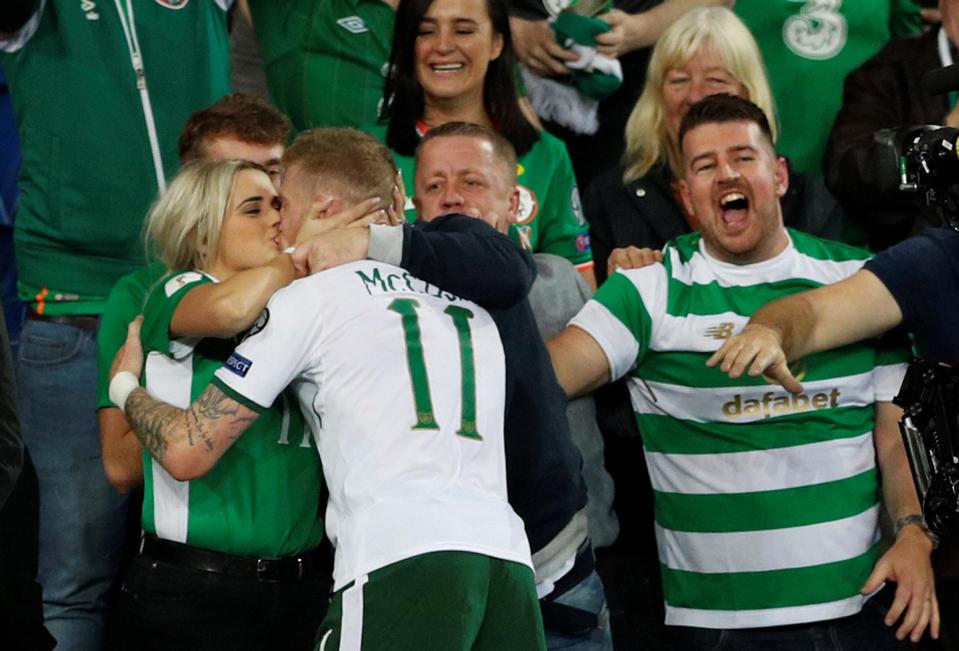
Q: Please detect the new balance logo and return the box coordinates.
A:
[337,16,368,33]
[704,322,735,340]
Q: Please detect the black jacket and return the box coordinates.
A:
[587,161,847,285]
[824,28,948,251]
[400,215,588,553]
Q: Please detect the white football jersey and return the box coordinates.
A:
[215,261,531,589]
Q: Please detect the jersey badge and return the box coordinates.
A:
[155,0,190,8]
[225,352,253,378]
[164,271,204,298]
[337,16,369,34]
[515,184,539,225]
[571,186,586,226]
[576,233,590,252]
[764,359,807,384]
[244,308,270,340]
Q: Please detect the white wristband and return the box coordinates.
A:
[109,371,140,412]
[283,246,296,254]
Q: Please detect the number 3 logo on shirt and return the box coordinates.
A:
[783,0,847,60]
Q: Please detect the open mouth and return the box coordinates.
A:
[431,63,464,73]
[719,191,749,226]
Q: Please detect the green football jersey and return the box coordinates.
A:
[250,0,394,132]
[97,262,168,410]
[1,0,231,314]
[736,0,921,174]
[139,270,324,557]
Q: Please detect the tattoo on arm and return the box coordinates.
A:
[125,385,257,465]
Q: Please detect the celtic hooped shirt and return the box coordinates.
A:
[570,229,907,628]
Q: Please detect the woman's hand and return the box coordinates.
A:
[509,16,578,77]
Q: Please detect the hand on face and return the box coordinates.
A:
[292,197,386,246]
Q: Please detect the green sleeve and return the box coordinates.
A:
[140,271,215,365]
[591,271,654,370]
[889,0,922,37]
[532,136,593,267]
[96,263,166,409]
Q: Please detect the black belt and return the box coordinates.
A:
[141,536,329,583]
[27,310,100,332]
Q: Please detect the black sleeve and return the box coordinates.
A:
[401,214,536,309]
[864,232,945,330]
[507,0,548,21]
[822,52,928,244]
[0,0,41,35]
[0,317,24,511]
[782,168,848,243]
[584,174,614,286]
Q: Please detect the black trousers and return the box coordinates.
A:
[110,545,333,651]
[0,450,56,651]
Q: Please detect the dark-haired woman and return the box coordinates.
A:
[368,0,596,288]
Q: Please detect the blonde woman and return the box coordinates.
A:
[110,160,330,651]
[585,6,845,284]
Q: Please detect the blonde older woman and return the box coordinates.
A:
[585,6,845,284]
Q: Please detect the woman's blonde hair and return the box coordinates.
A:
[622,7,777,182]
[146,159,264,272]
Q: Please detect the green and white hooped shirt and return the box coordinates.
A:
[570,229,907,629]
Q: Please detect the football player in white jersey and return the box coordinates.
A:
[110,128,546,650]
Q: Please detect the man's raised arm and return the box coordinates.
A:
[707,269,903,392]
[109,318,260,482]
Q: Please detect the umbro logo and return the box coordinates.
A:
[81,0,99,20]
[337,16,368,33]
[704,322,736,340]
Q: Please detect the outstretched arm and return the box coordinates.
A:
[294,213,536,308]
[862,401,939,643]
[172,253,299,339]
[109,318,260,481]
[398,215,536,309]
[707,269,903,392]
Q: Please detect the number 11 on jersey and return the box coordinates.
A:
[388,298,482,440]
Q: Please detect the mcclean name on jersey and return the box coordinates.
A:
[722,388,841,420]
[356,268,463,302]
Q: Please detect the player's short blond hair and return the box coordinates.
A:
[283,128,397,206]
[147,159,266,272]
[623,7,777,182]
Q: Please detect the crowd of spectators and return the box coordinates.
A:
[0,0,956,649]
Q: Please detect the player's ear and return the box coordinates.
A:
[507,186,520,225]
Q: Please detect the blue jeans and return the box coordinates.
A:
[668,590,907,651]
[544,570,614,651]
[16,319,129,651]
